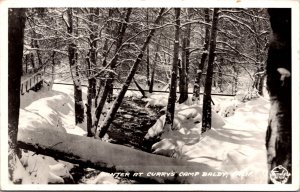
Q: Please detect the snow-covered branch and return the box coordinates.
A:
[219,15,256,34]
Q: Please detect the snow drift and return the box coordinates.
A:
[144,93,270,184]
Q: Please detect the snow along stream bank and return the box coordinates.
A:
[144,93,270,184]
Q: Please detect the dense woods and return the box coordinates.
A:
[7,7,293,185]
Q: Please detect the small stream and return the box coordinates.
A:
[107,97,161,152]
[70,97,163,184]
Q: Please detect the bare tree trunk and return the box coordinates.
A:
[192,8,210,102]
[218,64,223,92]
[86,8,100,137]
[67,8,84,124]
[146,47,151,87]
[89,8,99,99]
[165,8,180,129]
[98,8,166,138]
[95,9,113,107]
[202,8,219,133]
[30,52,35,71]
[179,9,191,104]
[149,35,160,93]
[25,54,29,74]
[49,51,56,90]
[133,78,147,98]
[86,57,94,137]
[265,8,291,184]
[93,9,132,131]
[146,9,151,87]
[30,30,43,71]
[179,36,187,103]
[149,53,156,93]
[8,8,26,181]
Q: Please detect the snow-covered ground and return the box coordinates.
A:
[17,83,119,184]
[145,93,270,184]
[15,81,270,184]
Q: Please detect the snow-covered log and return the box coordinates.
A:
[17,129,231,184]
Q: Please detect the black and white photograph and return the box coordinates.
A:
[0,0,299,191]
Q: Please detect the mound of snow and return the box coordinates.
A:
[145,103,225,140]
[20,84,87,136]
[214,99,240,117]
[15,151,74,184]
[17,84,89,184]
[146,95,270,184]
[144,93,169,107]
[87,172,119,184]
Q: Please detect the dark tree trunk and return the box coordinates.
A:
[30,53,35,71]
[146,47,151,87]
[178,36,187,103]
[25,54,29,74]
[148,53,156,93]
[95,9,113,107]
[89,8,99,99]
[165,8,180,129]
[93,8,132,132]
[49,51,56,90]
[192,8,210,102]
[99,8,165,138]
[202,8,219,133]
[178,9,191,104]
[30,31,43,70]
[67,8,84,124]
[34,39,43,69]
[133,78,147,98]
[265,8,291,184]
[85,8,100,137]
[218,64,223,92]
[146,9,151,87]
[86,57,94,137]
[232,64,239,94]
[8,8,26,181]
[149,36,160,93]
[258,73,265,95]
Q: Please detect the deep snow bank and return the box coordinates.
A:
[16,84,89,184]
[144,94,270,184]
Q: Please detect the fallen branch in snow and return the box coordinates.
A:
[18,129,231,184]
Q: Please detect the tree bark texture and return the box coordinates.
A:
[86,58,94,137]
[192,8,210,102]
[95,9,113,107]
[88,8,99,99]
[99,8,166,138]
[202,8,219,133]
[86,8,100,137]
[178,9,191,104]
[265,8,291,184]
[8,8,26,180]
[146,9,151,87]
[165,8,180,129]
[67,8,84,124]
